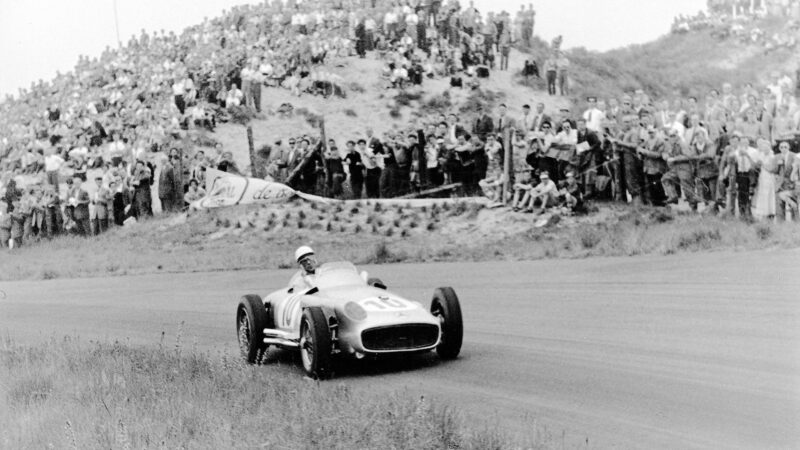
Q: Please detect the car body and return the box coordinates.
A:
[236,261,463,378]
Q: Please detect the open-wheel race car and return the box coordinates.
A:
[236,261,463,379]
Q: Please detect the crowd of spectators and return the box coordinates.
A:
[372,1,535,90]
[673,0,800,52]
[510,77,800,220]
[0,0,541,248]
[262,72,800,223]
[3,0,800,250]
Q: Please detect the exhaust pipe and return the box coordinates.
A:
[263,338,299,347]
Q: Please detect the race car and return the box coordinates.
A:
[235,261,463,379]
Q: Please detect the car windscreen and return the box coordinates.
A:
[314,261,366,289]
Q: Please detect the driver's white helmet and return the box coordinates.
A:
[295,246,315,262]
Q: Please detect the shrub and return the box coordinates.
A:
[755,224,772,240]
[676,227,722,249]
[579,228,602,249]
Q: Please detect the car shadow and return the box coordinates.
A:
[262,347,454,379]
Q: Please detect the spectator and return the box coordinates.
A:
[184,179,206,205]
[324,141,345,198]
[478,133,506,202]
[344,140,364,199]
[753,138,780,219]
[131,160,153,219]
[93,176,111,234]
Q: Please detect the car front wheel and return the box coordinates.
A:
[299,307,333,379]
[431,287,463,360]
[237,295,269,364]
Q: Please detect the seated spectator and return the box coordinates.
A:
[517,170,559,214]
[184,179,206,205]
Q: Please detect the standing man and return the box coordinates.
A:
[344,140,364,199]
[44,148,65,193]
[544,56,557,96]
[636,126,667,206]
[159,154,177,213]
[131,160,153,219]
[324,141,345,199]
[661,128,698,209]
[358,139,381,198]
[473,105,495,142]
[576,118,602,199]
[93,176,111,234]
[556,51,570,96]
[72,177,91,236]
[614,115,644,205]
[729,132,759,218]
[250,61,264,113]
[531,102,550,132]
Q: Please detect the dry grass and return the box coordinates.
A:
[1,201,798,281]
[0,335,547,449]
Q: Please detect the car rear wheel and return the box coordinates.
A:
[431,287,463,360]
[300,307,333,379]
[237,295,269,364]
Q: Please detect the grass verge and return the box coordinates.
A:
[0,335,545,449]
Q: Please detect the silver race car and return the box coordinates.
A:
[236,261,463,379]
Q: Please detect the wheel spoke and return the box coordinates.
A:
[238,314,250,356]
[301,323,314,370]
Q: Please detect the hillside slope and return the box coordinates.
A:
[213,48,568,173]
[566,16,799,101]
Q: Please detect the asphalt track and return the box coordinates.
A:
[1,250,798,449]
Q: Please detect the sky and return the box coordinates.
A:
[0,0,706,98]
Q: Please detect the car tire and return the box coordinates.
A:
[237,295,269,364]
[300,307,333,379]
[431,287,463,360]
[368,277,387,289]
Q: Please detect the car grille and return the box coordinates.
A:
[361,324,439,351]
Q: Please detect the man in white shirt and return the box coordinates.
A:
[44,150,65,192]
[582,96,603,132]
[519,171,558,213]
[730,132,760,218]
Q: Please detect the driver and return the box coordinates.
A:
[292,245,318,290]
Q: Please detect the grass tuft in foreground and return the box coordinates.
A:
[0,336,545,449]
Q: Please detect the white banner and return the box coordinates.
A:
[192,168,329,209]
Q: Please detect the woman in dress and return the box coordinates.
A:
[752,139,780,220]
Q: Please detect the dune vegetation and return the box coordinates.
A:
[1,199,797,282]
[0,334,553,449]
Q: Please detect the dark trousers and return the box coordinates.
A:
[546,71,557,95]
[427,168,444,186]
[736,172,752,218]
[558,71,569,95]
[74,217,91,236]
[643,173,666,206]
[44,207,61,238]
[397,165,411,196]
[93,218,109,235]
[349,176,364,199]
[251,83,262,113]
[365,168,381,198]
[380,164,398,198]
[326,173,344,198]
[621,150,643,200]
[174,95,186,114]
